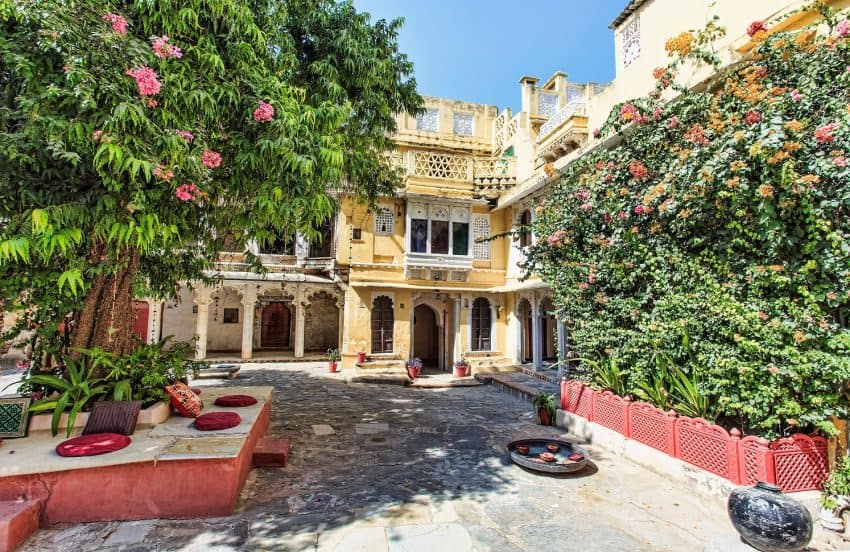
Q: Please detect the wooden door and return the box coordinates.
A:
[261,302,291,348]
[371,296,394,353]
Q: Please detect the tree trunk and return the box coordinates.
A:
[71,245,140,357]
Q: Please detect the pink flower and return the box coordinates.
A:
[575,189,591,202]
[152,35,183,59]
[16,360,30,371]
[747,21,766,37]
[834,156,848,167]
[815,122,839,144]
[668,116,680,130]
[652,107,662,120]
[153,164,174,182]
[92,130,103,142]
[628,160,649,180]
[837,20,850,37]
[254,101,275,122]
[634,205,645,215]
[580,203,593,212]
[790,89,802,102]
[767,365,780,375]
[617,211,628,220]
[176,130,194,143]
[547,229,566,246]
[147,99,158,108]
[126,67,161,96]
[578,282,589,290]
[593,128,600,138]
[745,110,762,125]
[603,214,612,224]
[201,150,222,169]
[619,103,639,122]
[684,123,710,145]
[103,13,128,35]
[175,183,200,202]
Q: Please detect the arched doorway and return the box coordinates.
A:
[261,302,291,348]
[517,299,533,363]
[413,304,438,369]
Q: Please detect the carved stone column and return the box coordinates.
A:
[531,299,542,370]
[241,285,257,360]
[194,287,213,360]
[294,285,305,358]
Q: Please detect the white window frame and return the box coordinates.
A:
[406,202,471,257]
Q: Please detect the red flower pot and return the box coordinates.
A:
[356,352,367,364]
[327,362,338,373]
[538,408,552,426]
[407,366,421,379]
[453,365,469,378]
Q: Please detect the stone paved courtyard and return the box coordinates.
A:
[19,362,754,551]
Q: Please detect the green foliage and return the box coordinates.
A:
[24,356,110,437]
[823,455,850,509]
[83,338,194,404]
[0,0,420,359]
[533,392,556,425]
[326,348,340,362]
[526,8,850,439]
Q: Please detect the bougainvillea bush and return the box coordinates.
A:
[0,0,419,362]
[526,6,850,439]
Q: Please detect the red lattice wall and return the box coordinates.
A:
[771,434,829,492]
[594,391,630,436]
[629,401,677,456]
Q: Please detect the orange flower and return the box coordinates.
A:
[783,141,802,153]
[758,184,774,198]
[784,119,803,133]
[664,32,695,57]
[731,160,747,172]
[727,177,740,189]
[767,150,790,164]
[800,174,820,185]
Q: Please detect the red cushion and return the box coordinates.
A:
[55,433,131,457]
[191,387,202,395]
[164,382,203,417]
[194,412,241,431]
[214,394,257,407]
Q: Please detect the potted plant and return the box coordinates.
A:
[326,348,340,373]
[356,341,367,364]
[453,359,470,378]
[820,456,850,532]
[406,357,423,379]
[533,392,556,426]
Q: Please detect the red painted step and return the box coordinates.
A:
[0,500,40,552]
[252,437,291,468]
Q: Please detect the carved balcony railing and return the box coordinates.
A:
[537,102,587,143]
[387,151,516,196]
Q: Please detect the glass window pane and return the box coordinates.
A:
[431,220,449,254]
[452,223,469,255]
[411,219,428,253]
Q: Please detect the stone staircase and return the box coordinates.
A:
[467,356,515,376]
[348,357,409,385]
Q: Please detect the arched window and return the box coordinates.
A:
[471,297,491,351]
[518,210,532,248]
[371,296,394,353]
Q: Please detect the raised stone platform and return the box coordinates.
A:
[0,386,272,526]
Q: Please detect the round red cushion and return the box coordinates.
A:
[55,433,131,457]
[214,394,257,407]
[194,412,241,431]
[191,387,202,395]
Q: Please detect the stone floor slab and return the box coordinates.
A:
[386,523,472,552]
[354,422,389,434]
[312,424,336,436]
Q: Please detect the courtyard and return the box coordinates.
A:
[17,362,750,551]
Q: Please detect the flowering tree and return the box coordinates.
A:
[526,6,850,438]
[0,0,420,360]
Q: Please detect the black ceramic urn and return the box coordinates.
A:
[727,481,813,552]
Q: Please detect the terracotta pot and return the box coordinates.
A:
[727,482,813,551]
[515,444,530,455]
[546,443,560,453]
[453,365,469,378]
[407,366,421,379]
[327,362,338,373]
[538,408,552,426]
[356,352,367,363]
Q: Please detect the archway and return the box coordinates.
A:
[261,302,291,348]
[304,292,340,352]
[517,298,533,363]
[413,304,438,369]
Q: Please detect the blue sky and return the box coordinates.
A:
[353,1,625,112]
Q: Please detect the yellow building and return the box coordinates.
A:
[127,0,839,377]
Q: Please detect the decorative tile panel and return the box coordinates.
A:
[409,203,428,219]
[472,215,491,260]
[451,206,469,221]
[430,206,449,221]
[374,206,394,235]
[538,93,559,117]
[416,108,439,132]
[453,113,474,136]
[621,15,640,67]
[412,152,469,180]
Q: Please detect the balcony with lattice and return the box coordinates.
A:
[391,150,517,199]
